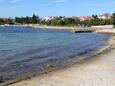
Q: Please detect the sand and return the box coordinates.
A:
[9,36,115,86]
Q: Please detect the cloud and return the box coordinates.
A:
[53,0,68,3]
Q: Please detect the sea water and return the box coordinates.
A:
[0,26,110,84]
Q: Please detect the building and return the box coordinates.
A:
[98,13,112,19]
[78,16,92,21]
[43,16,55,21]
[0,17,15,24]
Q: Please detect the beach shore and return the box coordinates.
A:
[1,24,114,33]
[9,36,115,86]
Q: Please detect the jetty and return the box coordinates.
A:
[69,28,96,33]
[69,27,115,34]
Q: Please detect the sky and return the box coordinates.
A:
[0,0,115,18]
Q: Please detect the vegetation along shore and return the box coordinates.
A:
[0,13,115,28]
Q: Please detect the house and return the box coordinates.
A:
[98,13,112,19]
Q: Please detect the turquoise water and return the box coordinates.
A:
[0,26,110,84]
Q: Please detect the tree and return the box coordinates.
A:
[0,19,5,25]
[6,18,15,24]
[112,13,115,28]
[32,14,39,24]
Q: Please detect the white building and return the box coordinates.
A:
[98,13,112,19]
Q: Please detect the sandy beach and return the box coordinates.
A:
[8,36,115,86]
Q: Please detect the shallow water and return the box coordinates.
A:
[0,26,110,85]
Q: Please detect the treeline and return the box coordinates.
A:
[80,15,112,27]
[112,13,115,28]
[45,15,112,26]
[15,14,40,24]
[41,17,81,26]
[1,13,115,27]
[15,13,115,27]
[15,15,81,26]
[0,18,14,25]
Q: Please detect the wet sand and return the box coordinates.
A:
[9,36,115,86]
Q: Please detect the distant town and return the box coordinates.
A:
[0,13,115,28]
[44,13,112,21]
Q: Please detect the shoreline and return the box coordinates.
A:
[0,25,115,86]
[0,41,112,86]
[1,24,115,34]
[7,35,115,86]
[0,25,71,29]
[1,24,113,29]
